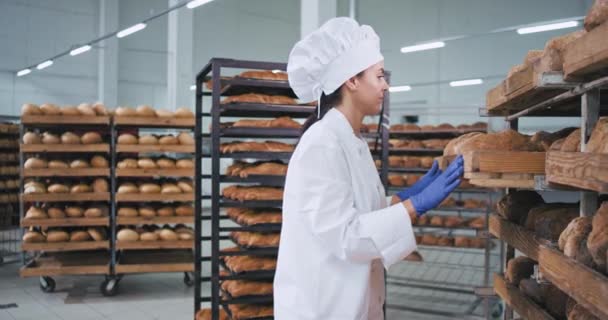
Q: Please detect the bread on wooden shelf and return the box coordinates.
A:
[505,256,536,286]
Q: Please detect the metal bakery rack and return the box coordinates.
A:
[384,126,502,319]
[0,116,21,265]
[19,113,112,294]
[194,58,390,320]
[109,113,196,296]
[482,25,608,320]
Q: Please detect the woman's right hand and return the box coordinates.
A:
[409,155,464,216]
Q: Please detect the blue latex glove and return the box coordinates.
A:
[410,155,464,216]
[396,160,441,201]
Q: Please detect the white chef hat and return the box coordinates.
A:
[287,17,384,108]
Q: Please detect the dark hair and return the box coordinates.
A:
[301,71,364,133]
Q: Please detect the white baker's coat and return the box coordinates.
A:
[274,108,417,319]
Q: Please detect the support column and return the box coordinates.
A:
[97,0,119,107]
[167,0,193,111]
[300,0,337,39]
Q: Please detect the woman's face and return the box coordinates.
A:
[349,61,389,116]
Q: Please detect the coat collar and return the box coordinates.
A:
[323,108,365,150]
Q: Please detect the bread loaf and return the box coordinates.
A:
[496,191,545,224]
[157,158,176,168]
[90,155,108,168]
[117,183,138,194]
[25,207,48,219]
[70,184,92,193]
[505,256,535,286]
[429,216,444,227]
[92,103,108,116]
[174,107,194,118]
[177,180,193,193]
[175,204,194,216]
[139,183,161,194]
[115,106,137,116]
[157,206,174,217]
[117,207,137,218]
[559,217,595,268]
[159,229,178,241]
[24,158,48,169]
[137,158,157,169]
[117,158,138,169]
[444,130,537,156]
[117,229,139,241]
[531,127,578,151]
[84,206,108,218]
[176,159,194,169]
[42,132,60,144]
[88,228,107,241]
[61,132,80,144]
[23,231,46,243]
[21,103,42,115]
[65,206,84,218]
[48,160,69,169]
[177,132,194,145]
[48,184,69,193]
[524,203,579,237]
[586,117,608,153]
[140,232,159,241]
[561,129,581,152]
[138,207,156,218]
[47,230,70,242]
[22,132,41,144]
[136,105,156,117]
[47,207,66,218]
[585,0,608,31]
[61,106,80,116]
[77,103,96,116]
[420,234,439,246]
[159,135,179,145]
[117,133,138,145]
[161,183,181,194]
[81,132,102,144]
[539,30,586,72]
[69,159,90,169]
[138,135,158,145]
[587,202,608,272]
[70,230,92,242]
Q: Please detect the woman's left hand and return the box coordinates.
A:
[395,160,441,201]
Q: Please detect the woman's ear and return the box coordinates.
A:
[344,76,359,91]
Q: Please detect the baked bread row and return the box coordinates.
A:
[226,208,282,226]
[230,231,280,249]
[24,205,109,219]
[117,180,193,194]
[220,141,294,153]
[415,234,488,248]
[117,224,193,242]
[25,156,108,169]
[24,179,108,194]
[117,204,193,217]
[218,116,301,129]
[21,103,194,118]
[222,185,283,202]
[117,157,193,170]
[388,138,451,150]
[388,122,487,132]
[21,103,109,116]
[226,161,287,177]
[117,132,194,145]
[23,131,103,145]
[23,227,107,243]
[413,215,486,229]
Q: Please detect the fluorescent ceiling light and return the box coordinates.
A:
[187,0,213,9]
[400,41,445,53]
[517,21,578,34]
[70,45,91,56]
[449,79,483,87]
[36,60,53,70]
[17,68,31,77]
[272,69,283,74]
[117,23,146,38]
[189,85,196,91]
[389,85,412,92]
